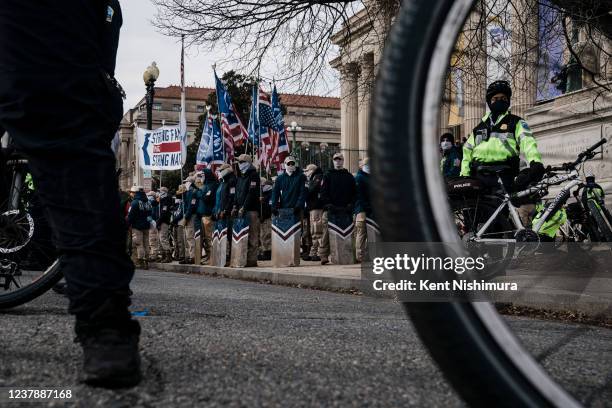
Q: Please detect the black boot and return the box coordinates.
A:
[75,300,142,389]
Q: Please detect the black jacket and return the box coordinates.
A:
[235,166,260,212]
[260,189,273,220]
[320,168,356,210]
[306,167,324,210]
[158,195,173,225]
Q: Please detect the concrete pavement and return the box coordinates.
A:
[0,269,610,407]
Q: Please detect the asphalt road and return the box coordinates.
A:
[0,270,610,407]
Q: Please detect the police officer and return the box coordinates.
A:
[0,1,143,387]
[461,80,544,190]
[233,154,261,267]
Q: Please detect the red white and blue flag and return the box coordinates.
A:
[254,85,290,171]
[215,71,248,163]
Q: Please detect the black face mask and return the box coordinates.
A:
[490,100,510,115]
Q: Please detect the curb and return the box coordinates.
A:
[149,262,362,293]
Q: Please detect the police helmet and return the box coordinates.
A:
[486,80,512,102]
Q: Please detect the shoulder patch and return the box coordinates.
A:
[520,120,531,131]
[106,6,114,23]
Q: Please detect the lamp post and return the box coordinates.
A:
[143,62,160,130]
[286,121,302,161]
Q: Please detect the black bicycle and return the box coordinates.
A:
[0,132,62,309]
[370,0,591,406]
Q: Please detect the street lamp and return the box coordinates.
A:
[143,62,160,130]
[286,121,302,155]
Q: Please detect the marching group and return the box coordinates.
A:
[122,152,373,269]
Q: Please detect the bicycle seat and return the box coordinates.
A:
[475,164,510,175]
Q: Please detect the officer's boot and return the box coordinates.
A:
[75,294,142,388]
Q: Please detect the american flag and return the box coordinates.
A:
[247,85,259,147]
[271,85,290,168]
[215,72,248,163]
[255,85,291,171]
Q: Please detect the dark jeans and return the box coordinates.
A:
[0,72,133,324]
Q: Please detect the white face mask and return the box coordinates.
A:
[239,162,250,174]
[285,165,296,175]
[362,164,370,174]
[219,168,232,179]
[305,170,313,178]
[441,141,453,151]
[262,184,273,193]
[333,159,344,169]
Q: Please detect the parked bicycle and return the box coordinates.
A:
[0,132,61,309]
[448,138,609,274]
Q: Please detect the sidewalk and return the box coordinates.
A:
[150,257,612,318]
[150,260,362,292]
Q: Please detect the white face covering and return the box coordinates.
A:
[285,165,296,175]
[305,170,313,178]
[362,164,370,174]
[239,162,250,174]
[174,198,181,204]
[262,184,273,193]
[333,159,344,169]
[219,168,232,179]
[441,141,453,151]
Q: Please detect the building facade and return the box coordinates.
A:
[332,1,612,189]
[117,86,340,190]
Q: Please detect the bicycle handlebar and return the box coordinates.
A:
[547,138,607,172]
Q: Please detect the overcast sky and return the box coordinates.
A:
[115,0,340,112]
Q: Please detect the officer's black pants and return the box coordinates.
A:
[0,73,133,324]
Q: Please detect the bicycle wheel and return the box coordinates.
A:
[586,201,612,242]
[370,0,579,406]
[0,194,62,309]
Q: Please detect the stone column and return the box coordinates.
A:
[119,137,129,190]
[462,6,487,136]
[340,62,360,173]
[510,0,538,118]
[439,74,452,137]
[358,53,374,160]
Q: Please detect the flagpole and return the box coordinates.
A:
[213,65,226,164]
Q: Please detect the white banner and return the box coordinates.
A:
[137,126,186,170]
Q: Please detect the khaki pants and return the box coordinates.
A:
[202,216,214,260]
[355,212,367,262]
[149,226,159,259]
[518,204,537,228]
[246,211,260,264]
[318,210,330,260]
[159,223,171,251]
[132,229,150,260]
[183,217,196,260]
[260,218,271,253]
[175,224,186,260]
[309,209,323,257]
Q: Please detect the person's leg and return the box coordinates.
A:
[318,210,330,264]
[246,211,260,266]
[355,212,367,262]
[185,218,195,262]
[148,226,158,261]
[176,224,186,262]
[309,209,322,259]
[142,229,150,269]
[202,216,213,263]
[132,230,143,266]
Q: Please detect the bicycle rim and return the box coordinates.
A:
[370,0,580,406]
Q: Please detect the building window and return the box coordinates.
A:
[196,105,205,113]
[172,104,181,112]
[152,103,162,110]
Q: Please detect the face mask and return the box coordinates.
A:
[362,164,370,174]
[285,165,296,175]
[305,170,313,178]
[440,141,453,151]
[174,199,181,204]
[262,184,273,193]
[333,160,344,169]
[490,100,510,114]
[239,162,250,174]
[219,168,231,179]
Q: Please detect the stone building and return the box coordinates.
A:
[332,1,612,189]
[117,86,340,190]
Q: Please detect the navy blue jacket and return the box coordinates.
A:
[127,191,152,231]
[271,169,308,210]
[354,169,372,216]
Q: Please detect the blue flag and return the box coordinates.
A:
[247,85,260,147]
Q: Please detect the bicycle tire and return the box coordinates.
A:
[370,0,580,406]
[587,200,612,242]
[0,259,62,309]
